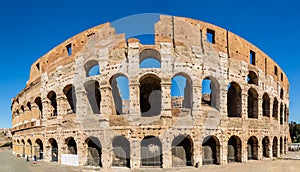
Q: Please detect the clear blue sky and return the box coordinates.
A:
[0,0,300,128]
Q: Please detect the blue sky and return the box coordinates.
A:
[0,0,300,128]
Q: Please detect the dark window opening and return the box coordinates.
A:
[265,58,267,73]
[49,138,58,162]
[35,139,44,160]
[247,71,258,85]
[280,88,284,99]
[250,50,256,65]
[112,136,130,168]
[66,138,77,155]
[172,135,193,167]
[227,136,242,163]
[272,137,278,157]
[27,102,31,111]
[85,137,102,167]
[274,66,278,75]
[140,75,161,117]
[47,91,57,116]
[84,80,101,114]
[262,137,270,158]
[63,85,77,114]
[227,82,242,117]
[247,136,258,160]
[247,88,258,119]
[280,103,283,125]
[141,136,162,167]
[262,93,270,117]
[281,73,283,81]
[206,29,215,44]
[36,63,40,71]
[35,97,43,118]
[66,43,72,56]
[202,136,220,165]
[272,98,278,119]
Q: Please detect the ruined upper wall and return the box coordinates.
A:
[155,15,289,89]
[26,15,289,90]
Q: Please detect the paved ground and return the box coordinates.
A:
[1,148,300,172]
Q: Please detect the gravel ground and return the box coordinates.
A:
[1,148,300,172]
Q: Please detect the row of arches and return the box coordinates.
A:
[12,74,289,125]
[14,135,287,168]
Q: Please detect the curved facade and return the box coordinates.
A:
[11,15,289,169]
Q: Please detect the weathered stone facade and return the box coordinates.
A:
[11,15,289,169]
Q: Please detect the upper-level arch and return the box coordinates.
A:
[139,49,161,68]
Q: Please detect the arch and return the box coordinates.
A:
[85,60,100,77]
[171,135,193,167]
[284,136,287,154]
[27,139,33,157]
[227,82,242,117]
[247,71,258,85]
[21,105,25,112]
[139,49,161,68]
[110,74,130,115]
[85,136,102,167]
[34,97,43,118]
[227,135,242,163]
[112,136,130,168]
[171,73,193,109]
[27,102,31,111]
[141,136,162,167]
[272,98,279,119]
[201,77,220,109]
[47,91,58,116]
[247,88,258,119]
[140,74,161,117]
[272,137,278,157]
[280,103,284,125]
[247,136,258,160]
[202,136,220,165]
[66,137,77,154]
[280,88,284,99]
[262,93,270,117]
[84,80,101,114]
[49,138,58,162]
[262,136,270,158]
[63,84,77,114]
[35,139,44,159]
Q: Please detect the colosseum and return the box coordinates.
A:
[11,15,290,169]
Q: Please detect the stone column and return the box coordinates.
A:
[161,136,172,168]
[130,138,141,169]
[221,140,227,165]
[100,84,112,122]
[56,94,65,118]
[129,82,140,120]
[161,80,172,125]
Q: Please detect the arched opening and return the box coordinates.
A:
[85,137,102,167]
[172,135,193,167]
[247,136,258,160]
[171,74,193,111]
[280,88,284,99]
[49,138,58,162]
[112,136,130,168]
[140,75,161,117]
[66,137,77,154]
[280,137,283,155]
[247,88,258,119]
[27,139,32,157]
[227,136,242,163]
[110,74,130,115]
[262,136,270,158]
[21,139,25,157]
[272,137,278,157]
[247,71,258,85]
[227,82,242,117]
[273,98,278,120]
[85,60,100,77]
[63,84,77,114]
[84,80,101,114]
[202,136,220,165]
[284,137,287,154]
[201,77,220,109]
[27,102,31,111]
[262,93,270,117]
[139,49,161,68]
[35,139,43,160]
[47,91,57,116]
[280,103,284,125]
[34,97,43,118]
[141,136,162,167]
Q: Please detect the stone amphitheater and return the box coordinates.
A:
[11,15,290,170]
